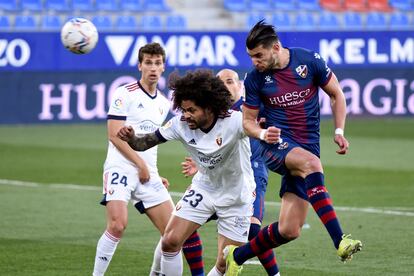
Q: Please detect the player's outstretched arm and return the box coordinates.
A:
[117,126,165,151]
[321,73,349,155]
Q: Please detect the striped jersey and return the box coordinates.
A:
[244,47,332,144]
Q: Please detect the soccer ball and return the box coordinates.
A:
[61,18,98,54]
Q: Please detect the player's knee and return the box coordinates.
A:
[279,226,301,241]
[301,156,322,175]
[107,220,127,237]
[161,231,182,252]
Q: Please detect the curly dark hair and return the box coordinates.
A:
[138,42,166,63]
[169,69,232,117]
[246,19,279,50]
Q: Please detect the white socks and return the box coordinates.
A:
[160,250,183,276]
[92,231,120,276]
[207,266,223,276]
[149,239,162,276]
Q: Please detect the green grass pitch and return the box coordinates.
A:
[0,118,413,275]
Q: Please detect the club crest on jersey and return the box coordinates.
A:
[216,137,222,146]
[296,65,308,78]
[159,107,164,115]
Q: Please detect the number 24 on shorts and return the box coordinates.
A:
[110,172,128,187]
[182,189,203,207]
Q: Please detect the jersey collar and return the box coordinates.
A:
[138,81,158,99]
[200,115,218,134]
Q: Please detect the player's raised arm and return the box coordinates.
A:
[117,126,165,151]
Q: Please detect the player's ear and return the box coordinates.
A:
[272,42,279,52]
[138,62,142,72]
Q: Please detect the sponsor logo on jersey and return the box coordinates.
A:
[216,136,222,146]
[264,75,273,84]
[137,103,144,109]
[296,65,308,78]
[197,152,223,169]
[188,138,197,145]
[138,120,159,132]
[268,88,311,107]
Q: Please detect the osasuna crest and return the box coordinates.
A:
[296,65,308,78]
[216,136,222,146]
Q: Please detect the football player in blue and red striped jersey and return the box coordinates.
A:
[224,20,362,275]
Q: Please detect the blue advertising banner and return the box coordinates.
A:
[0,68,413,124]
[0,31,413,71]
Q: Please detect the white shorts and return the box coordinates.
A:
[102,167,171,213]
[174,186,253,243]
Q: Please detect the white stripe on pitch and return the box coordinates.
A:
[1,178,414,217]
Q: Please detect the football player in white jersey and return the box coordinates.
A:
[117,69,256,276]
[93,43,180,276]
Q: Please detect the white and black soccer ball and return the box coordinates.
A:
[61,18,98,54]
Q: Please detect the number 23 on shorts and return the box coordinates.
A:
[182,189,203,208]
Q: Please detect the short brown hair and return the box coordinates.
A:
[138,42,166,63]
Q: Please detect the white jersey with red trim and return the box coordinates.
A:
[104,81,170,177]
[158,111,255,206]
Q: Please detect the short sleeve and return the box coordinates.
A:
[233,111,246,138]
[243,71,262,110]
[312,52,332,87]
[158,116,181,141]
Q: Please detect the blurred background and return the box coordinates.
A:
[0,0,413,275]
[0,0,413,123]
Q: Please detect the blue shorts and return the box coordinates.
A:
[261,137,320,200]
[252,175,267,222]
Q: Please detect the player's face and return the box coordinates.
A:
[247,44,277,72]
[180,100,212,130]
[218,71,241,103]
[138,54,165,85]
